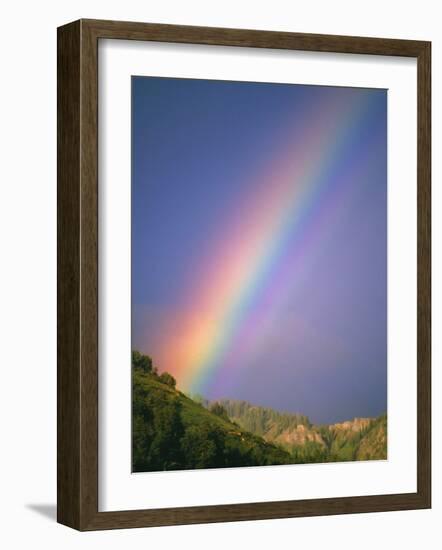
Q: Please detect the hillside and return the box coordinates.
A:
[354,415,387,460]
[132,361,292,472]
[132,351,387,471]
[209,399,387,463]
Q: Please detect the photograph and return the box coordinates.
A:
[131,76,388,473]
[53,12,431,533]
[1,0,434,540]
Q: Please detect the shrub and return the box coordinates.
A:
[132,350,153,373]
[158,371,176,388]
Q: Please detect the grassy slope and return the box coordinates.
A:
[133,369,292,472]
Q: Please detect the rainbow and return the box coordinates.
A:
[144,88,383,396]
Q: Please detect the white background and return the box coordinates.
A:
[100,41,417,511]
[0,0,440,548]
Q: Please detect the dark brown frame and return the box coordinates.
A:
[57,18,431,531]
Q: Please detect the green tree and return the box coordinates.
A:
[148,397,184,470]
[158,371,176,388]
[209,402,229,421]
[132,350,153,373]
[180,424,225,469]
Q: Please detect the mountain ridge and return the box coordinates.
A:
[204,398,387,462]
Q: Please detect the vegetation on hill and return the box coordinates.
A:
[132,351,292,472]
[206,399,387,463]
[209,399,311,436]
[132,351,387,472]
[354,414,387,460]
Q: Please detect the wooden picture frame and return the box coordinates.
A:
[57,18,431,530]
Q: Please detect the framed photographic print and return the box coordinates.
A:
[57,19,431,530]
